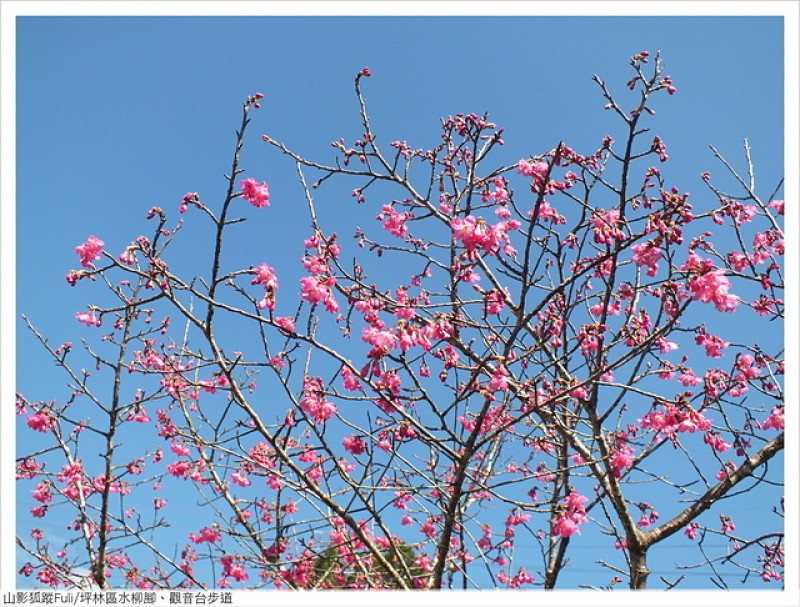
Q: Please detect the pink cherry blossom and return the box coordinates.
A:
[340,365,362,392]
[529,199,566,224]
[681,253,740,312]
[553,490,588,538]
[230,471,251,487]
[240,177,270,207]
[220,555,249,582]
[180,192,198,213]
[378,204,410,238]
[75,310,102,327]
[75,235,104,268]
[274,316,295,332]
[189,526,222,544]
[251,263,279,310]
[343,435,366,455]
[27,412,55,433]
[632,241,662,276]
[695,328,729,358]
[299,275,339,313]
[761,406,784,430]
[591,208,626,244]
[32,481,53,503]
[299,376,337,424]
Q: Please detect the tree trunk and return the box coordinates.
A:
[629,548,650,589]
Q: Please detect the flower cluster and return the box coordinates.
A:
[240,177,270,208]
[681,252,739,312]
[377,204,411,238]
[299,233,340,314]
[75,236,104,268]
[250,263,279,311]
[639,403,712,444]
[552,490,588,538]
[450,215,519,257]
[591,208,626,244]
[299,376,337,424]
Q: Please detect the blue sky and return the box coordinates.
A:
[14,13,787,361]
[5,2,799,600]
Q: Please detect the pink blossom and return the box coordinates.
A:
[75,310,102,327]
[251,263,279,310]
[230,471,251,487]
[484,289,507,315]
[180,192,198,213]
[529,199,566,224]
[420,519,437,538]
[343,435,366,455]
[240,177,270,208]
[682,254,740,312]
[378,204,409,238]
[720,515,736,533]
[609,443,634,478]
[36,568,60,587]
[340,365,362,391]
[695,329,729,358]
[704,431,732,453]
[451,215,517,255]
[299,376,337,424]
[761,406,784,430]
[299,275,339,313]
[274,316,295,332]
[362,326,398,351]
[768,199,784,215]
[75,235,104,268]
[553,516,580,538]
[677,369,701,387]
[127,407,151,423]
[31,505,48,518]
[17,458,42,481]
[631,241,662,276]
[727,251,750,272]
[553,490,588,538]
[517,159,552,193]
[220,555,249,582]
[119,248,137,266]
[517,159,548,177]
[591,208,626,244]
[509,569,535,588]
[167,460,191,478]
[189,526,222,544]
[32,481,53,503]
[488,365,509,392]
[27,412,55,433]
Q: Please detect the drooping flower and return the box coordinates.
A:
[251,263,279,310]
[591,208,626,244]
[681,253,740,312]
[27,411,55,432]
[378,204,410,238]
[220,555,249,582]
[343,435,367,455]
[75,310,102,327]
[240,178,270,208]
[631,241,662,276]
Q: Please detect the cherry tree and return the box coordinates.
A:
[16,52,784,591]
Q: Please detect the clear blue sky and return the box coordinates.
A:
[11,10,789,594]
